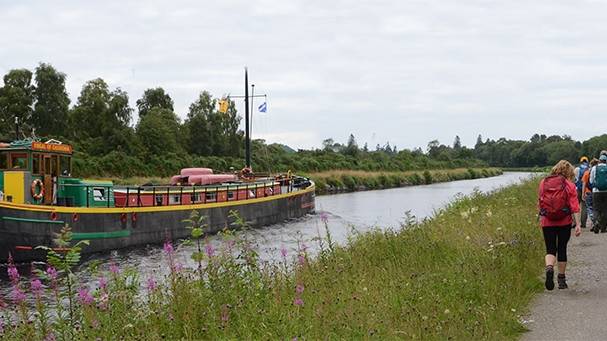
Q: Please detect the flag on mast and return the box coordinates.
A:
[218,98,229,113]
[258,102,267,113]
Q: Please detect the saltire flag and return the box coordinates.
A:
[258,102,267,113]
[218,99,229,113]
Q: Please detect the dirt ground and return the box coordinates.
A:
[522,226,607,340]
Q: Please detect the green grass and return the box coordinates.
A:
[1,177,544,340]
[309,167,503,194]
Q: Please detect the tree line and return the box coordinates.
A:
[0,63,604,178]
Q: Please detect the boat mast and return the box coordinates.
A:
[244,68,251,169]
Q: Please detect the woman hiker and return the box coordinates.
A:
[583,158,599,232]
[538,160,581,290]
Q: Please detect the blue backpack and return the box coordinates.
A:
[595,165,607,191]
[576,163,589,190]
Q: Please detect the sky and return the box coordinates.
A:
[1,0,607,150]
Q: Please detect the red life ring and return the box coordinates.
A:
[120,213,127,224]
[50,211,58,221]
[72,213,79,222]
[31,179,44,201]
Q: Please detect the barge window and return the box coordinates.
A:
[155,195,163,206]
[0,152,7,169]
[227,191,235,200]
[170,194,181,204]
[191,192,202,203]
[93,188,106,201]
[60,156,71,176]
[205,192,216,202]
[10,153,28,170]
[32,154,41,174]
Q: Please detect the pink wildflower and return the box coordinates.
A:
[146,277,157,292]
[77,287,94,306]
[43,333,56,341]
[46,266,58,281]
[109,263,119,275]
[297,254,306,266]
[173,262,183,272]
[163,241,174,255]
[98,276,108,291]
[97,293,109,310]
[280,246,288,258]
[296,283,304,294]
[31,278,43,296]
[12,286,26,304]
[320,211,329,224]
[293,297,304,307]
[7,264,19,283]
[204,243,215,258]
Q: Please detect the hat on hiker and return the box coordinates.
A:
[600,154,607,162]
[580,156,589,163]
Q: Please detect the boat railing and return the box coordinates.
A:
[56,176,312,208]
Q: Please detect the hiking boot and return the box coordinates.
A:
[545,266,555,291]
[558,274,568,289]
[601,226,607,233]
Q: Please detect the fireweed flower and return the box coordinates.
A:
[320,211,329,224]
[7,264,19,283]
[31,278,43,296]
[146,277,157,292]
[204,243,216,258]
[46,266,58,281]
[293,297,304,307]
[44,333,56,341]
[98,293,109,310]
[163,241,174,255]
[280,246,288,258]
[78,287,94,306]
[297,254,306,266]
[296,284,304,294]
[12,286,26,304]
[109,263,120,275]
[221,304,230,322]
[98,276,108,291]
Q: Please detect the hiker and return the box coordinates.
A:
[538,160,581,290]
[583,158,599,232]
[590,154,607,233]
[574,156,590,228]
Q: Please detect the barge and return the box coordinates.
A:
[0,139,315,262]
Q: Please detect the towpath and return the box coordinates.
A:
[522,228,607,340]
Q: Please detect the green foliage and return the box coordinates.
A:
[136,87,174,118]
[32,63,70,137]
[0,69,34,138]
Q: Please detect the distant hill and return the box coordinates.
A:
[268,143,296,153]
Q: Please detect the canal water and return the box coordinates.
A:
[73,172,535,278]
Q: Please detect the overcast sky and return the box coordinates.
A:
[1,0,606,150]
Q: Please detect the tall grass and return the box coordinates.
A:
[0,178,543,340]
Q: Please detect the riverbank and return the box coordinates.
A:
[0,176,542,340]
[101,168,503,195]
[309,167,502,194]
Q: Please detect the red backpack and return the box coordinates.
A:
[539,175,571,220]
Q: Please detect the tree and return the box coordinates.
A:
[453,135,462,150]
[184,91,215,156]
[344,133,359,157]
[136,109,179,155]
[136,87,174,118]
[70,78,134,155]
[32,63,70,137]
[475,134,483,148]
[0,69,34,138]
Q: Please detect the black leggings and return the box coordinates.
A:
[542,226,572,262]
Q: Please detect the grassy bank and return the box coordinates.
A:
[102,168,503,193]
[1,177,544,340]
[309,167,503,194]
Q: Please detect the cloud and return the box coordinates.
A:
[1,0,607,150]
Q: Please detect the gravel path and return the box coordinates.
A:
[522,227,607,341]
